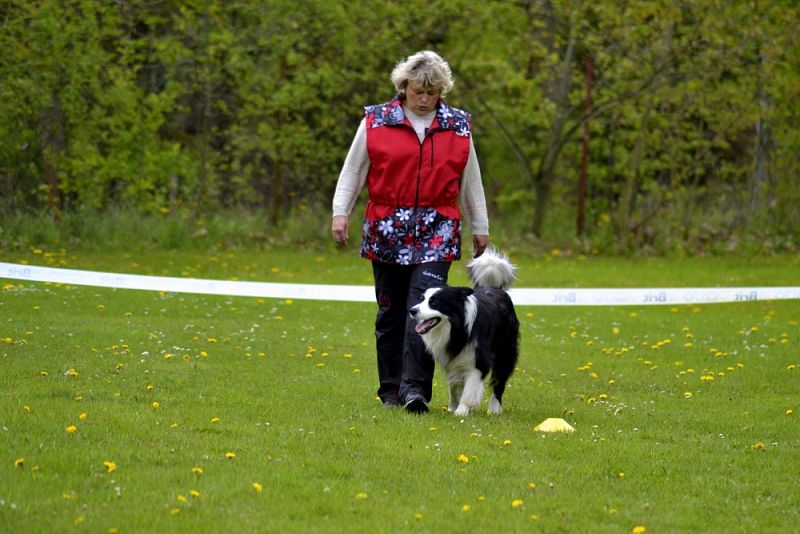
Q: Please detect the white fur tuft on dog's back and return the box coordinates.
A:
[467,247,516,290]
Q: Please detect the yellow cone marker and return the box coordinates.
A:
[534,418,575,433]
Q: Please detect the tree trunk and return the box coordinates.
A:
[750,50,770,217]
[613,101,652,246]
[577,56,593,237]
[532,28,576,237]
[41,92,66,221]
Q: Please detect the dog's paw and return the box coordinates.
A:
[453,405,470,416]
[488,395,503,415]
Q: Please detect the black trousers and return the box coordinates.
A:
[371,261,451,403]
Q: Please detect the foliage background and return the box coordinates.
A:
[1,0,798,255]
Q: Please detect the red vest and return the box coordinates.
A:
[360,96,472,264]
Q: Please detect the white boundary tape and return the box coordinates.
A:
[2,261,799,306]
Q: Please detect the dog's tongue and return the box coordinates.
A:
[415,318,438,334]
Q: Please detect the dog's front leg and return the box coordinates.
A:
[448,381,464,412]
[454,370,484,416]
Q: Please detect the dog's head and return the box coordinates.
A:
[409,286,476,340]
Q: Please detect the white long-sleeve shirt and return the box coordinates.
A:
[332,109,489,235]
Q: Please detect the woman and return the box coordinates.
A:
[331,50,489,413]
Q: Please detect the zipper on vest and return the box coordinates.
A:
[413,140,424,239]
[412,125,438,240]
[429,134,435,167]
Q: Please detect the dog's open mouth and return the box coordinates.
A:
[414,318,441,335]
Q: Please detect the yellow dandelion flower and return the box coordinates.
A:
[252,482,263,493]
[618,472,625,478]
[152,401,160,408]
[457,454,470,464]
[15,458,24,468]
[683,392,693,399]
[414,513,423,520]
[103,461,117,473]
[503,440,512,446]
[226,452,236,460]
[190,490,200,498]
[512,499,524,509]
[528,482,536,489]
[751,442,765,450]
[355,492,368,500]
[192,467,204,475]
[170,508,181,515]
[176,494,187,503]
[478,495,486,501]
[210,417,220,424]
[632,526,646,534]
[786,409,794,416]
[462,504,471,512]
[147,385,154,392]
[66,425,77,433]
[79,412,88,420]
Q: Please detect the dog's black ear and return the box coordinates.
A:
[456,287,474,300]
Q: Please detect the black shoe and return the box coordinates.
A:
[382,398,401,409]
[403,393,429,414]
[381,391,401,408]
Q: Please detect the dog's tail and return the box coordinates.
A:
[467,247,516,290]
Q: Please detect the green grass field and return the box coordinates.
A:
[1,248,799,532]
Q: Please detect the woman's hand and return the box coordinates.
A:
[473,234,489,257]
[332,215,349,246]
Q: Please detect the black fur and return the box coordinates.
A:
[410,283,520,414]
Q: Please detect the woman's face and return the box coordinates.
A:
[404,82,440,115]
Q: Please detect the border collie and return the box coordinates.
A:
[409,248,519,415]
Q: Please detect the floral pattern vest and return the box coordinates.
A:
[361,95,472,264]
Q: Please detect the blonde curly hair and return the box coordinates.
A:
[390,50,454,97]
